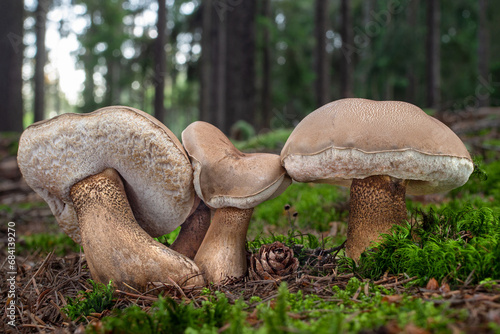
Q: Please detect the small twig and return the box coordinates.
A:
[21,251,54,295]
[115,289,159,302]
[381,276,417,288]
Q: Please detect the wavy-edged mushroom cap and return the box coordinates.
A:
[281,98,473,195]
[182,121,291,283]
[17,106,195,243]
[182,121,291,209]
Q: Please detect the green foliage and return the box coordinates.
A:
[230,120,256,141]
[19,233,80,256]
[251,182,348,235]
[88,279,471,333]
[233,128,292,152]
[155,226,181,246]
[91,291,232,334]
[62,280,115,322]
[358,207,500,285]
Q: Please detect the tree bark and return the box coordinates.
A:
[0,0,24,131]
[426,0,441,109]
[406,0,420,104]
[340,0,353,98]
[260,0,272,129]
[213,7,227,132]
[154,0,167,123]
[200,0,212,123]
[314,0,330,107]
[225,1,256,134]
[34,0,49,122]
[477,0,490,107]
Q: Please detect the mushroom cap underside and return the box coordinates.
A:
[182,121,291,209]
[17,106,195,243]
[281,98,474,195]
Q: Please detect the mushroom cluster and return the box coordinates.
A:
[17,98,473,289]
[18,106,204,289]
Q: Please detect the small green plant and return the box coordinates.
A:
[155,226,181,246]
[62,280,115,322]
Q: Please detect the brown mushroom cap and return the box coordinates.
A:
[182,121,291,208]
[281,98,473,194]
[17,106,195,243]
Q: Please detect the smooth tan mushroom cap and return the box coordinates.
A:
[281,98,474,195]
[182,121,291,209]
[17,106,194,243]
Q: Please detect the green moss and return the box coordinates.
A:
[62,280,115,322]
[18,232,80,256]
[251,182,348,235]
[358,207,500,285]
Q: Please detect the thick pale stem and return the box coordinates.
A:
[346,175,407,260]
[70,168,204,290]
[194,207,253,283]
[171,200,211,259]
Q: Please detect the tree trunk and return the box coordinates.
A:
[426,0,440,109]
[314,0,330,107]
[34,0,49,122]
[0,0,24,131]
[213,7,227,131]
[154,0,167,123]
[199,0,212,123]
[477,0,490,107]
[340,0,353,98]
[205,1,256,135]
[260,0,272,129]
[225,1,256,134]
[406,0,420,104]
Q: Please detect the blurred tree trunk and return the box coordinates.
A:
[260,0,272,129]
[340,0,353,98]
[225,1,256,134]
[213,7,227,132]
[406,0,419,104]
[203,1,256,135]
[426,0,440,109]
[358,0,373,98]
[477,0,490,107]
[34,0,49,122]
[154,0,167,122]
[0,0,23,131]
[314,0,330,107]
[199,0,212,123]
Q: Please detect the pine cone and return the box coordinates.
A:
[248,241,299,280]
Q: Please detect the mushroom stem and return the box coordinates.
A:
[171,200,211,259]
[70,168,204,290]
[194,207,253,283]
[346,175,407,260]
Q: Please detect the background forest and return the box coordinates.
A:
[3,1,500,333]
[0,0,499,136]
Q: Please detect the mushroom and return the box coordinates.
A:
[17,106,204,289]
[170,197,211,260]
[182,121,291,283]
[280,98,474,260]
